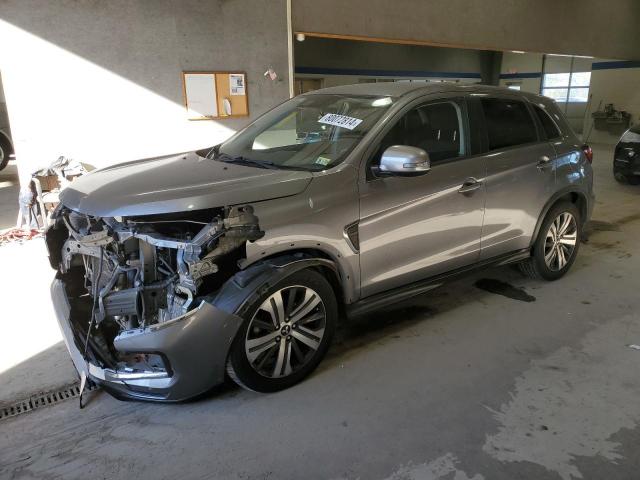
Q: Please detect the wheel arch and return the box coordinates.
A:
[531,188,588,249]
[242,241,357,303]
[210,252,346,322]
[260,248,346,309]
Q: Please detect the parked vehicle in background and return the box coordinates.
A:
[613,125,640,185]
[0,72,14,171]
[46,83,594,402]
[0,101,13,171]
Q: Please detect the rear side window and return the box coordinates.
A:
[533,105,561,140]
[481,98,537,150]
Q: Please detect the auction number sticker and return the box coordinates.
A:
[318,113,363,130]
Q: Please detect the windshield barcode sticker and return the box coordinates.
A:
[318,114,363,130]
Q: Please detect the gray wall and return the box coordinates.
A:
[294,38,502,90]
[293,0,640,61]
[499,52,544,94]
[295,37,493,79]
[0,0,290,180]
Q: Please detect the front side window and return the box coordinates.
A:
[481,98,537,150]
[373,100,465,164]
[533,105,562,140]
[214,94,395,171]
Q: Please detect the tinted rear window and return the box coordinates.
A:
[533,105,561,139]
[481,98,537,150]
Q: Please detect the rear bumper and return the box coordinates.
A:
[51,278,243,402]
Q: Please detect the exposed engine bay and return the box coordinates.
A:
[47,204,263,372]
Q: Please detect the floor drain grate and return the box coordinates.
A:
[0,382,99,421]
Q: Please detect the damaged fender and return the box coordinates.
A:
[101,254,338,400]
[210,253,340,318]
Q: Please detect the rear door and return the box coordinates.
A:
[474,95,557,260]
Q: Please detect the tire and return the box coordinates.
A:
[226,269,337,393]
[614,169,640,185]
[614,170,627,183]
[627,176,640,185]
[519,201,581,281]
[0,136,11,171]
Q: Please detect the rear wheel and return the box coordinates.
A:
[519,202,581,281]
[226,269,337,392]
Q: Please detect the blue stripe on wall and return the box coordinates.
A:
[294,66,482,79]
[592,60,640,70]
[499,72,542,79]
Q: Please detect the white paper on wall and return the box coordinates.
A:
[184,73,218,117]
[229,74,246,95]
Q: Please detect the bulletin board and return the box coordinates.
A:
[182,71,249,120]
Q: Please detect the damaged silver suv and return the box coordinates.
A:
[47,83,594,401]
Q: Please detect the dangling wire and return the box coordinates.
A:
[84,246,104,359]
[80,246,103,409]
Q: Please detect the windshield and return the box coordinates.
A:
[213,94,395,171]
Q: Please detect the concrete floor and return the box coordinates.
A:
[2,144,640,480]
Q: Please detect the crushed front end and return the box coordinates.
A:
[46,205,263,401]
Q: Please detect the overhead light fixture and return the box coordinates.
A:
[511,50,525,54]
[372,97,392,107]
[547,53,594,59]
[295,33,306,42]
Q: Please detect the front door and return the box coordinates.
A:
[358,98,486,298]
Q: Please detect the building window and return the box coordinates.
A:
[542,71,590,103]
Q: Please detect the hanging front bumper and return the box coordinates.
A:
[50,277,244,402]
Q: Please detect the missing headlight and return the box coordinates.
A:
[47,204,263,364]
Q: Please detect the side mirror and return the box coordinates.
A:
[378,145,431,176]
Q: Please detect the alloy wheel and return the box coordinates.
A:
[544,212,577,271]
[245,285,326,378]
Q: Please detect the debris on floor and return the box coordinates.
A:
[0,227,42,246]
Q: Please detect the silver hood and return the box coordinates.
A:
[60,151,313,217]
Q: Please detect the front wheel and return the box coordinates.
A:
[519,202,581,281]
[226,269,337,392]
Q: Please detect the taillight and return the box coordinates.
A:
[582,144,593,163]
